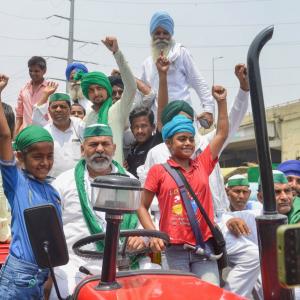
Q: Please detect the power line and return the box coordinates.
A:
[0,35,46,41]
[1,9,299,30]
[0,10,45,20]
[75,17,300,28]
[84,0,272,5]
[2,33,300,49]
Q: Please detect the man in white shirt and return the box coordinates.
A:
[42,92,85,178]
[141,11,214,127]
[49,124,146,299]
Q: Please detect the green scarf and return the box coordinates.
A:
[74,159,138,252]
[288,196,300,224]
[97,98,112,124]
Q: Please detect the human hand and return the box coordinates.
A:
[111,69,121,76]
[196,112,213,128]
[123,160,129,170]
[0,74,9,93]
[226,217,251,237]
[127,236,147,251]
[156,50,170,74]
[235,64,249,91]
[149,237,165,253]
[212,85,227,103]
[44,81,59,96]
[102,36,119,54]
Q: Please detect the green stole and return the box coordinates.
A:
[74,159,138,252]
[288,196,300,224]
[97,98,112,124]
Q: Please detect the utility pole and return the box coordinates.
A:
[68,0,75,65]
[47,0,98,91]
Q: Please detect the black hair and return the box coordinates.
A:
[28,56,47,70]
[108,75,124,89]
[129,106,154,126]
[2,102,15,139]
[71,103,86,116]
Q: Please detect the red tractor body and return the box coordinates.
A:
[73,271,246,300]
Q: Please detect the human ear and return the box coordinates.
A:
[16,151,25,164]
[80,144,85,157]
[112,143,116,156]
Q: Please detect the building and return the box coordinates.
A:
[219,99,300,167]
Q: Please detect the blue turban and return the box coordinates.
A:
[277,160,300,177]
[150,11,174,36]
[162,115,195,141]
[65,62,88,81]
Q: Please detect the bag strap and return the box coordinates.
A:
[175,168,215,233]
[162,163,205,249]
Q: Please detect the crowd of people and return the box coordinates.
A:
[0,10,299,300]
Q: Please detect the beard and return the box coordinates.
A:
[85,153,112,172]
[151,38,175,62]
[68,82,84,101]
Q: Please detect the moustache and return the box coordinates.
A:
[90,153,110,161]
[153,39,170,47]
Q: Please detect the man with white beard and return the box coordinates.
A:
[49,124,146,299]
[141,11,215,128]
[66,62,92,115]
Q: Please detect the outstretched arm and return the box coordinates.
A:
[221,64,249,150]
[182,48,214,127]
[32,81,59,126]
[156,51,170,131]
[36,81,58,107]
[199,64,249,149]
[102,36,136,125]
[0,75,13,161]
[209,85,229,160]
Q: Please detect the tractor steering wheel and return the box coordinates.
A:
[72,229,170,260]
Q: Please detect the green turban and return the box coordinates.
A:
[161,100,194,125]
[227,174,249,187]
[74,70,113,124]
[84,124,113,139]
[74,70,112,100]
[49,93,70,103]
[258,170,288,189]
[15,125,53,151]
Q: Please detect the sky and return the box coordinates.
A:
[0,0,299,113]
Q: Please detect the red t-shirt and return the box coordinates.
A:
[144,145,217,245]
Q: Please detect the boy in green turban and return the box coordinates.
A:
[0,74,62,299]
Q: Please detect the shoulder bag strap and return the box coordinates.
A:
[162,163,205,249]
[175,168,215,233]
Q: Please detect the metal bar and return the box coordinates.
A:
[247,25,294,299]
[98,214,122,290]
[247,25,276,214]
[67,0,75,66]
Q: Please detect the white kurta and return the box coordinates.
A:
[44,117,85,178]
[50,164,137,299]
[141,43,215,116]
[84,50,137,165]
